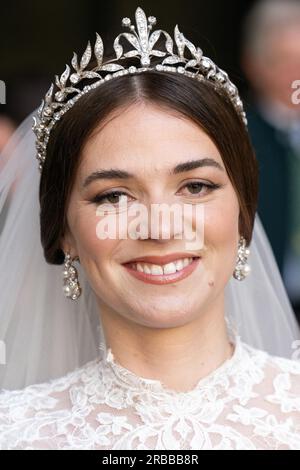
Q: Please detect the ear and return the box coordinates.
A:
[60,228,78,261]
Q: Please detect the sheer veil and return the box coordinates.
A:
[0,109,299,390]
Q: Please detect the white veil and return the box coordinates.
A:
[0,109,299,390]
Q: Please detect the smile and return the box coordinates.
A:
[122,256,201,285]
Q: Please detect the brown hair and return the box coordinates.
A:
[39,61,258,265]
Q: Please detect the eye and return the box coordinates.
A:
[91,181,222,206]
[179,181,221,197]
[91,190,131,205]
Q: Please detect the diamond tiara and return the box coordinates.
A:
[32,6,247,173]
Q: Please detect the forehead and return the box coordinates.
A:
[79,102,223,175]
[268,25,300,52]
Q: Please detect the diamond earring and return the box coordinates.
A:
[233,236,251,281]
[62,252,82,300]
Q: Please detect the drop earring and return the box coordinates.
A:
[62,252,82,300]
[233,236,251,281]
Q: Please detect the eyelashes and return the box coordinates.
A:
[90,181,222,206]
[182,181,221,196]
[91,191,128,205]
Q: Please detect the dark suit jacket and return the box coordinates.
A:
[246,105,291,273]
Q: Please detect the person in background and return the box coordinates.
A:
[241,0,300,321]
[0,114,16,235]
[0,114,16,153]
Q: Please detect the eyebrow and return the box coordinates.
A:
[82,158,224,188]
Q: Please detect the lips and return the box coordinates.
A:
[122,252,201,285]
[122,252,201,266]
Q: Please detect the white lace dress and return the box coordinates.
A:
[0,335,300,450]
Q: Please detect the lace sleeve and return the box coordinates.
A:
[0,363,88,450]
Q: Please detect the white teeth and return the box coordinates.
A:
[143,265,152,274]
[151,265,164,275]
[163,262,177,274]
[175,259,184,270]
[136,263,144,272]
[130,257,195,275]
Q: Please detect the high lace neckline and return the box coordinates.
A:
[1,334,300,450]
[102,335,243,395]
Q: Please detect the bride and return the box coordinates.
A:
[0,7,300,450]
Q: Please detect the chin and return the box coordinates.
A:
[133,298,203,322]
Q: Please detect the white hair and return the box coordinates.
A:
[243,0,300,57]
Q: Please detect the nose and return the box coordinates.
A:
[128,200,202,247]
[127,199,183,242]
[150,207,184,242]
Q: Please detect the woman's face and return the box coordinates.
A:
[63,102,240,328]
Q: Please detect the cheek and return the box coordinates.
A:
[202,193,240,281]
[68,204,119,263]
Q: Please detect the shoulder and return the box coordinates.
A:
[0,358,99,449]
[241,341,300,411]
[243,341,300,376]
[225,341,300,449]
[0,357,99,402]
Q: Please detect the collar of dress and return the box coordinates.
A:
[97,335,266,397]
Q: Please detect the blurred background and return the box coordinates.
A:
[0,0,300,322]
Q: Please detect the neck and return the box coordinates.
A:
[98,296,233,393]
[258,95,300,128]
